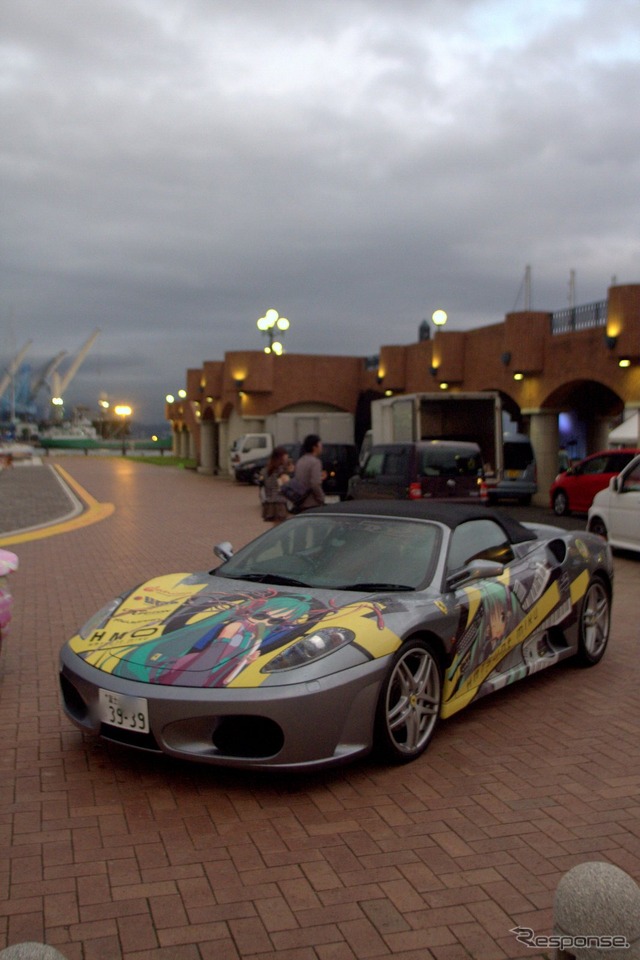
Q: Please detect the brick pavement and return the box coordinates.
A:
[0,456,639,960]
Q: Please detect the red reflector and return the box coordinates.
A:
[408,483,422,499]
[479,481,488,503]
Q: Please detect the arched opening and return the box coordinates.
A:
[544,380,624,461]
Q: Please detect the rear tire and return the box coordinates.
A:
[576,576,610,666]
[553,490,570,516]
[374,640,442,763]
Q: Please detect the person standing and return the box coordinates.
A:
[293,434,325,511]
[261,447,293,523]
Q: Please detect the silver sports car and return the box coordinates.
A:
[59,502,613,770]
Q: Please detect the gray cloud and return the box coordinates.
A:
[2,0,639,422]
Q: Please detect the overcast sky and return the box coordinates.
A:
[2,0,639,425]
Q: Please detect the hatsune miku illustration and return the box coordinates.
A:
[446,580,519,698]
[75,582,401,689]
[82,588,326,687]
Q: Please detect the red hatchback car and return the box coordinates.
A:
[550,448,640,516]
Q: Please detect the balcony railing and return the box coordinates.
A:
[551,300,608,334]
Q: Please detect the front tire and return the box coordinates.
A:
[553,490,570,516]
[375,640,442,763]
[576,576,610,666]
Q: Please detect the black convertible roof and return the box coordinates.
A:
[312,500,537,544]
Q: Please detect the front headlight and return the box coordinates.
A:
[78,597,125,640]
[262,627,355,672]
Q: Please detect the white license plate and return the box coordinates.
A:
[99,689,149,732]
[324,495,340,503]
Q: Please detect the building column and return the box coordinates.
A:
[587,416,611,455]
[624,405,640,446]
[218,420,230,475]
[527,409,559,508]
[178,429,190,459]
[197,420,215,475]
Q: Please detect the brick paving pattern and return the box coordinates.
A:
[1,456,639,960]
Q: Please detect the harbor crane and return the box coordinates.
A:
[49,329,101,404]
[0,341,33,418]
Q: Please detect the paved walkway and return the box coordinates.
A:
[0,456,639,960]
[0,461,80,536]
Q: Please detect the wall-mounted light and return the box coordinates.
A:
[618,358,631,368]
[376,373,384,385]
[429,364,438,377]
[501,351,511,366]
[234,377,245,392]
[439,382,449,391]
[384,389,394,397]
[513,372,524,381]
[605,334,618,350]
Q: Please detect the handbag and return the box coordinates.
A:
[279,477,308,508]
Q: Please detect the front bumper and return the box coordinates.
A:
[59,646,390,770]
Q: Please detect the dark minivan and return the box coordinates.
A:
[348,441,487,502]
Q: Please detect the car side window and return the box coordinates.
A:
[580,456,608,475]
[621,463,640,492]
[363,452,385,478]
[447,520,515,573]
[607,453,634,473]
[384,449,409,477]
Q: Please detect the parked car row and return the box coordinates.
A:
[549,448,640,516]
[235,435,639,554]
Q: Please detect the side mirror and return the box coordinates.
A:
[214,541,234,562]
[446,559,505,591]
[611,476,620,492]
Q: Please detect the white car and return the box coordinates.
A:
[588,454,640,553]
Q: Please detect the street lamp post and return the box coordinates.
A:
[419,309,448,341]
[114,404,132,456]
[257,309,290,354]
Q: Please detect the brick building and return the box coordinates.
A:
[166,282,640,505]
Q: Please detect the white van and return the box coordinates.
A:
[229,433,273,475]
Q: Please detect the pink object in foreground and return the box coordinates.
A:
[0,548,19,637]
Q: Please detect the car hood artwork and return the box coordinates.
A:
[69,572,406,689]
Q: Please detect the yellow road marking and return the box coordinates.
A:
[0,464,114,546]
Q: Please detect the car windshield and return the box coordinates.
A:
[215,514,442,591]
